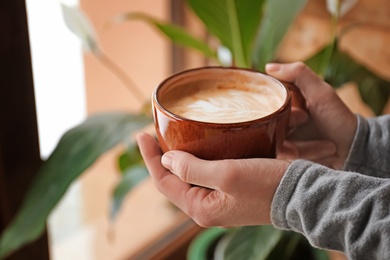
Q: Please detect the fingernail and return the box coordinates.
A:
[265,63,281,72]
[161,152,174,170]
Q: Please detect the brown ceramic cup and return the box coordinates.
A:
[152,66,294,160]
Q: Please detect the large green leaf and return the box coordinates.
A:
[117,141,144,174]
[187,228,228,260]
[252,0,307,71]
[111,13,216,59]
[222,226,283,260]
[306,45,390,115]
[110,165,149,221]
[267,231,329,260]
[187,0,264,68]
[220,226,329,260]
[110,142,148,221]
[304,43,336,77]
[0,112,152,258]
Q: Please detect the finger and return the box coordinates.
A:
[318,155,339,168]
[278,140,336,161]
[161,150,224,190]
[267,62,357,165]
[287,120,324,140]
[266,62,334,105]
[137,133,192,204]
[289,106,309,128]
[137,133,165,181]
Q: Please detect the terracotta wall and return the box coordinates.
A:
[81,0,170,114]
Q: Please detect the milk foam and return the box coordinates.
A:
[163,82,285,123]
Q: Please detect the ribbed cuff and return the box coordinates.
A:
[270,159,313,230]
[343,115,368,171]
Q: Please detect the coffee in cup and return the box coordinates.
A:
[152,66,292,160]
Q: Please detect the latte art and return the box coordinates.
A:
[163,83,285,123]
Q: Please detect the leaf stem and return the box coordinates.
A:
[318,6,339,77]
[95,51,147,103]
[226,0,247,68]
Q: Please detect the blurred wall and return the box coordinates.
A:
[81,0,170,114]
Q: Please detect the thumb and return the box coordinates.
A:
[161,151,223,189]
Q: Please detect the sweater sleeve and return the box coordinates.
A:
[344,115,390,178]
[271,160,390,260]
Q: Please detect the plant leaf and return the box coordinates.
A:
[110,165,149,221]
[187,0,264,68]
[111,13,216,59]
[305,45,331,76]
[110,142,147,221]
[187,228,228,260]
[267,231,329,259]
[306,44,390,115]
[252,0,307,71]
[357,77,390,116]
[118,141,143,174]
[312,247,331,260]
[0,112,152,258]
[61,3,100,54]
[222,226,283,260]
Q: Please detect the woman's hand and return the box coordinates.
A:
[267,62,357,169]
[137,133,287,227]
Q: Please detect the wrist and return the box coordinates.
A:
[270,159,311,228]
[264,159,290,223]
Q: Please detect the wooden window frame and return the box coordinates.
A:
[0,0,50,259]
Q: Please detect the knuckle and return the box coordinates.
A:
[293,61,307,74]
[186,195,223,227]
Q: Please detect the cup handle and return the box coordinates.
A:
[280,81,307,112]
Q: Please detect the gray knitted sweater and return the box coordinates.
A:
[271,115,390,260]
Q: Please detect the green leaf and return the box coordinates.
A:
[305,43,336,77]
[222,226,283,260]
[312,247,331,260]
[356,76,390,115]
[0,112,153,258]
[110,165,149,221]
[306,44,390,115]
[111,13,216,59]
[118,142,143,174]
[187,0,264,68]
[267,231,329,259]
[187,228,228,260]
[252,0,307,71]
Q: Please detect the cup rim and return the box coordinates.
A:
[152,66,291,126]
